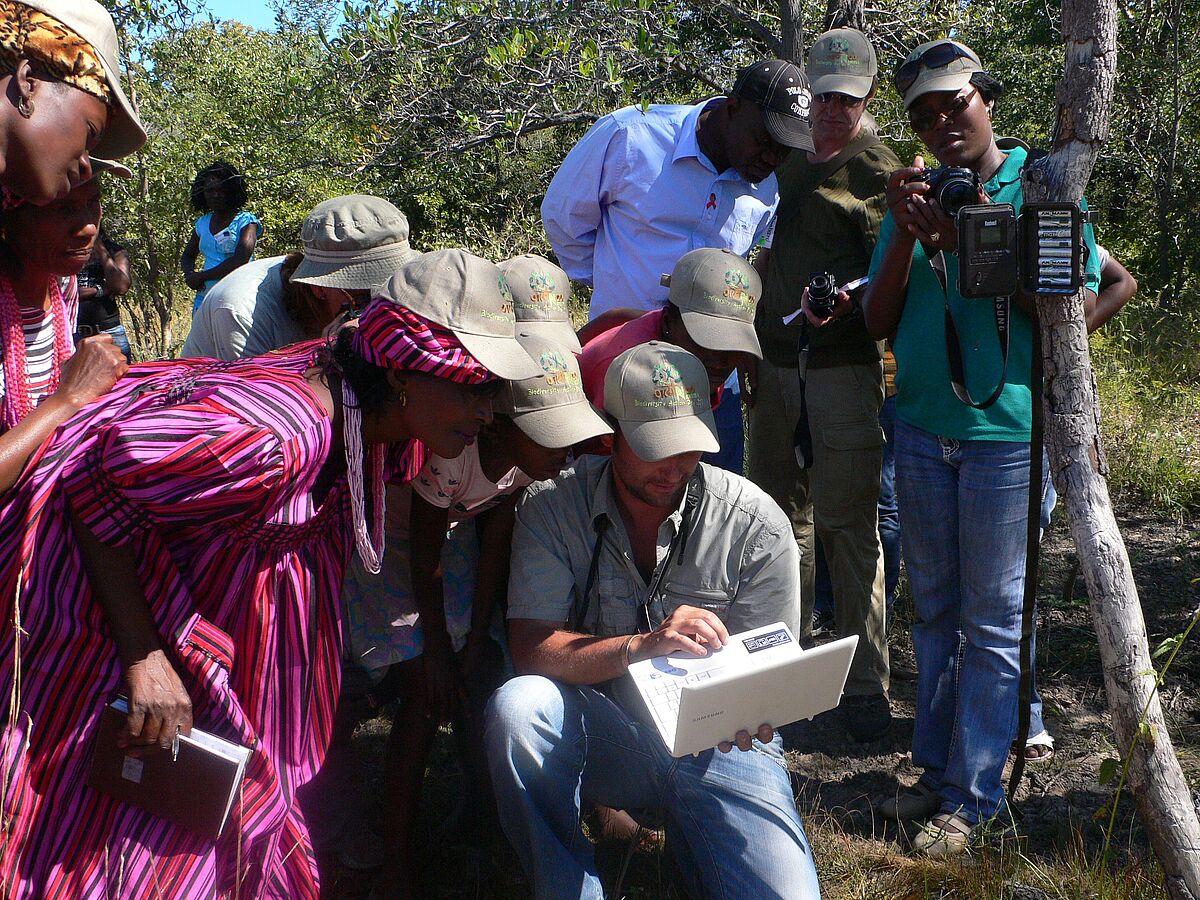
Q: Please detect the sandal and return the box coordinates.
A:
[1024,731,1055,763]
[912,811,974,857]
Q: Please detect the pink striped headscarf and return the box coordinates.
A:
[349,299,497,385]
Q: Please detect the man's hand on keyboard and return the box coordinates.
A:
[718,724,775,753]
[628,605,729,663]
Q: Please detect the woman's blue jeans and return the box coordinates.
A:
[895,419,1033,824]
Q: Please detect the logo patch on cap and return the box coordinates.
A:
[519,271,566,311]
[640,360,698,408]
[787,85,813,117]
[706,268,754,311]
[539,349,579,387]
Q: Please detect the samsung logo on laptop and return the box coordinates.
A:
[743,628,792,653]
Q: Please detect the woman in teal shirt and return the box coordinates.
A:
[863,39,1099,856]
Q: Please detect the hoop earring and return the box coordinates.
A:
[17,96,33,119]
[398,387,407,408]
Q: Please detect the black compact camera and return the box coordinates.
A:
[908,166,981,218]
[807,272,838,319]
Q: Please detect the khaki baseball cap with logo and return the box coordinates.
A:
[807,28,878,99]
[662,248,762,358]
[22,0,147,160]
[500,254,581,353]
[603,342,719,461]
[897,39,983,109]
[497,334,611,448]
[376,249,542,380]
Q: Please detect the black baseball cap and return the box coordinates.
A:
[731,59,814,151]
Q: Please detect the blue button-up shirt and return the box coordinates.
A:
[541,99,780,320]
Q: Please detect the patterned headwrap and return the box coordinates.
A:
[350,299,498,385]
[0,1,111,104]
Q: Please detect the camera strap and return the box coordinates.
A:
[929,249,1010,409]
[791,337,814,470]
[567,462,706,634]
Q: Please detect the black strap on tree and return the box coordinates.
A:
[1006,310,1045,810]
[929,250,1011,410]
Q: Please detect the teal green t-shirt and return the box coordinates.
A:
[867,147,1101,441]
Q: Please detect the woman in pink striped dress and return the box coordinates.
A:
[0,250,539,898]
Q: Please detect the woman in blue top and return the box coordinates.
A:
[863,39,1100,856]
[180,160,261,315]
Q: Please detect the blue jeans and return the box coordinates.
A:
[702,374,745,475]
[895,420,1032,824]
[75,323,132,364]
[878,396,901,608]
[1030,447,1056,739]
[485,675,820,899]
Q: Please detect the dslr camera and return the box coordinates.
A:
[807,272,838,319]
[908,166,981,218]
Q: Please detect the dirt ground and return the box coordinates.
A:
[322,501,1200,899]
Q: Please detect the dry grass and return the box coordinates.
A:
[801,813,1166,900]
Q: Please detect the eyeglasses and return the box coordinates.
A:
[813,92,866,108]
[895,42,977,94]
[908,88,977,131]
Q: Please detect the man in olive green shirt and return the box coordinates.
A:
[748,28,899,742]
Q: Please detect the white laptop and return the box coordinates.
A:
[628,622,858,757]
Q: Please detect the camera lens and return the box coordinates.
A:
[807,272,838,318]
[936,179,979,217]
[928,167,980,218]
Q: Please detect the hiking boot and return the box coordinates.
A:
[879,780,940,821]
[912,811,973,857]
[842,692,892,743]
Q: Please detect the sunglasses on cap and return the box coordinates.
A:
[894,42,979,94]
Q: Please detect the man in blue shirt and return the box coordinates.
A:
[543,59,814,472]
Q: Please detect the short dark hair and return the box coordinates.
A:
[970,71,1004,106]
[190,160,249,213]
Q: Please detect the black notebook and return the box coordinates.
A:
[87,696,252,840]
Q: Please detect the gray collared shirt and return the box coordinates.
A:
[507,454,800,641]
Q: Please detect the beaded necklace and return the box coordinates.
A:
[341,378,385,573]
[0,273,71,430]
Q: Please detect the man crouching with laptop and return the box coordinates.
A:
[485,341,821,899]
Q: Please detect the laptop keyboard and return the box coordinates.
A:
[645,668,720,724]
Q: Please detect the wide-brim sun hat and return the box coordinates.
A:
[21,0,147,160]
[292,194,421,290]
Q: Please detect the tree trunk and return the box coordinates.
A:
[778,0,803,64]
[1029,0,1200,895]
[822,0,864,32]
